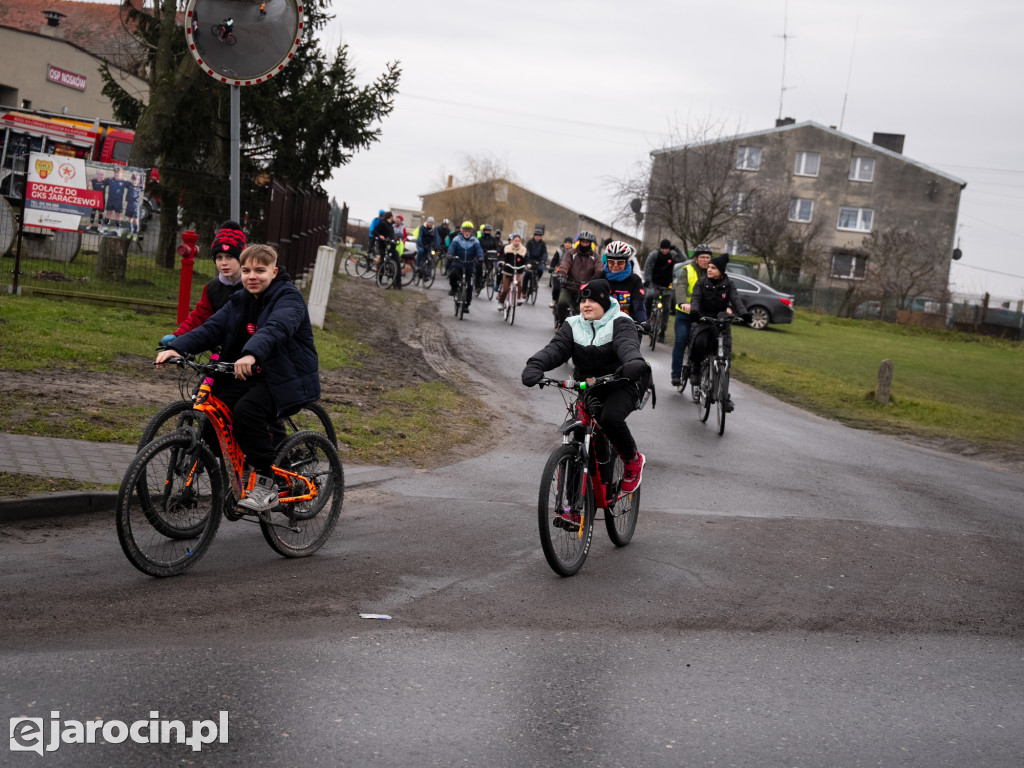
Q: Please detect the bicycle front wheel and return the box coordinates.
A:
[262,431,344,557]
[377,258,398,288]
[137,399,200,450]
[649,309,660,351]
[538,444,594,577]
[715,363,729,436]
[422,258,436,289]
[116,433,223,577]
[698,361,712,423]
[344,252,370,277]
[400,259,416,286]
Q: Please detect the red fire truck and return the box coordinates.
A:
[0,105,137,205]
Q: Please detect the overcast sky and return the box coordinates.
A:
[320,0,1024,301]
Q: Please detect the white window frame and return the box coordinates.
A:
[849,157,875,182]
[736,146,761,171]
[830,251,867,280]
[789,198,814,223]
[725,238,746,256]
[731,192,752,215]
[794,151,820,177]
[837,206,874,233]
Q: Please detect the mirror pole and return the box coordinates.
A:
[231,85,240,223]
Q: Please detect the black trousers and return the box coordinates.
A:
[594,383,638,460]
[211,375,278,475]
[689,324,732,376]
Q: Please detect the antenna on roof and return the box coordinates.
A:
[774,0,795,120]
[839,17,860,131]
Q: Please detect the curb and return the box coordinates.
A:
[0,465,415,524]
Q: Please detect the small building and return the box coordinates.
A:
[420,178,639,249]
[0,0,149,120]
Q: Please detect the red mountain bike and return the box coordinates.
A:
[535,374,644,576]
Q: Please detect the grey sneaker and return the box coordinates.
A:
[237,473,280,514]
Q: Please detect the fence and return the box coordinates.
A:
[2,176,329,308]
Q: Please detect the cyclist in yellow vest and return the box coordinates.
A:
[670,244,713,388]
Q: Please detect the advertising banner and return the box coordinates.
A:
[25,152,151,238]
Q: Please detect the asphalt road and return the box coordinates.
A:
[1,283,1021,767]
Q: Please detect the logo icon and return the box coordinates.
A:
[10,717,44,755]
[34,159,54,180]
[58,163,76,182]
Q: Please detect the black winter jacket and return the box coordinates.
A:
[523,302,648,384]
[690,274,747,319]
[170,272,321,415]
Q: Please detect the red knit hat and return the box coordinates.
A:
[211,220,246,259]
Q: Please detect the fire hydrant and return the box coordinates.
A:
[176,230,199,325]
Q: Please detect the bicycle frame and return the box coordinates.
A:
[169,362,318,506]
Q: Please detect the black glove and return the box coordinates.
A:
[638,321,652,335]
[742,312,753,325]
[522,365,543,387]
[617,359,647,381]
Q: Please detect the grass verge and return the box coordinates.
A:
[730,311,1024,450]
[0,473,114,497]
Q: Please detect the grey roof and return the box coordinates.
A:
[652,120,967,187]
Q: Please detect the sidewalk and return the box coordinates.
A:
[0,432,411,522]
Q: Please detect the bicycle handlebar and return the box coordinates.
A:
[497,261,529,272]
[698,314,745,326]
[154,353,236,375]
[538,373,623,391]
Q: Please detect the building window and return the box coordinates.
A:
[830,250,867,280]
[731,192,752,215]
[736,146,761,171]
[794,151,820,177]
[494,183,508,203]
[837,206,874,232]
[849,157,875,182]
[725,238,747,255]
[789,198,814,222]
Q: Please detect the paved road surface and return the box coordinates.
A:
[2,284,1021,767]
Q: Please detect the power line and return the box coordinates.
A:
[952,263,1024,279]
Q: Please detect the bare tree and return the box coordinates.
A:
[614,117,759,254]
[861,228,943,313]
[736,189,825,286]
[431,154,516,230]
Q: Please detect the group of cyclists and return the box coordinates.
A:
[150,218,753,522]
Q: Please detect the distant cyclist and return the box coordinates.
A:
[687,254,751,411]
[219,17,234,41]
[671,243,712,387]
[602,241,647,324]
[553,230,601,327]
[642,239,681,343]
[447,221,484,311]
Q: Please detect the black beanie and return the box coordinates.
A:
[710,253,729,274]
[211,220,246,260]
[579,278,612,312]
[660,239,672,249]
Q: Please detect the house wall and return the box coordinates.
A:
[0,26,148,121]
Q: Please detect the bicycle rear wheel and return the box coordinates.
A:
[279,401,338,447]
[261,431,344,557]
[698,361,712,423]
[116,433,223,577]
[344,252,371,277]
[538,444,594,577]
[399,258,416,286]
[606,489,640,547]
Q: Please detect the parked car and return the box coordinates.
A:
[672,262,795,329]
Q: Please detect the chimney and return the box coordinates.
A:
[775,117,796,127]
[40,10,66,38]
[446,175,453,189]
[872,132,905,154]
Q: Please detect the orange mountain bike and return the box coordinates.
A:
[116,356,344,577]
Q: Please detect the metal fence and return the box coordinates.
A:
[2,175,329,308]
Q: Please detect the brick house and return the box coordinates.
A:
[420,178,639,249]
[648,120,966,298]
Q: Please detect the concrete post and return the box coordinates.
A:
[307,245,337,329]
[876,359,894,405]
